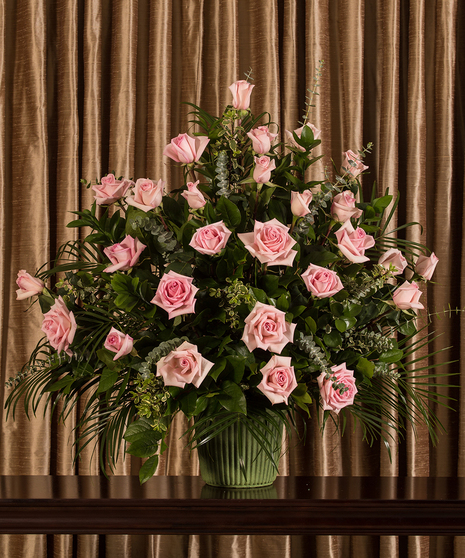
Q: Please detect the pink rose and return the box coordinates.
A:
[228,80,254,110]
[257,355,298,405]
[156,341,214,388]
[163,133,210,164]
[415,253,439,280]
[151,270,198,319]
[181,180,206,209]
[242,302,296,354]
[246,126,278,154]
[125,178,164,212]
[238,218,297,267]
[104,235,146,273]
[189,221,232,255]
[341,150,368,179]
[285,124,321,151]
[253,155,276,184]
[392,281,424,310]
[16,270,44,300]
[104,327,133,361]
[378,249,407,275]
[92,174,133,205]
[41,296,77,357]
[301,264,344,298]
[335,221,375,263]
[291,190,313,217]
[331,191,363,222]
[318,364,358,414]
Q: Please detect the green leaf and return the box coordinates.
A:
[124,417,154,442]
[126,430,161,458]
[277,293,290,312]
[218,381,247,414]
[216,196,241,228]
[398,321,417,336]
[379,348,404,363]
[180,390,197,418]
[323,330,342,348]
[357,357,375,379]
[163,195,184,226]
[97,367,118,393]
[209,358,227,381]
[46,375,75,393]
[139,455,159,484]
[335,317,357,332]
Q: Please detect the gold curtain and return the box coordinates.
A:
[1,0,464,556]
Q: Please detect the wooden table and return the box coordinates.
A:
[0,476,464,535]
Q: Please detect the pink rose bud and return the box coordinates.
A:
[16,270,45,300]
[151,270,198,319]
[246,126,278,154]
[228,80,255,110]
[378,248,408,275]
[92,174,133,205]
[242,302,296,354]
[41,296,77,357]
[163,133,210,164]
[257,355,298,405]
[335,220,375,263]
[104,235,146,273]
[340,150,368,179]
[156,341,214,388]
[253,155,276,184]
[181,180,206,209]
[104,327,133,361]
[291,190,313,217]
[392,281,424,310]
[301,264,344,299]
[189,221,232,255]
[331,191,363,222]
[285,124,321,151]
[318,363,358,414]
[126,178,164,212]
[415,253,439,280]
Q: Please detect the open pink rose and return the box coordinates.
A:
[41,296,76,357]
[104,327,133,361]
[16,270,44,300]
[285,124,321,151]
[151,270,198,319]
[238,218,297,267]
[257,355,298,405]
[229,80,254,110]
[392,281,424,310]
[302,264,344,298]
[253,155,276,184]
[104,235,146,273]
[156,341,214,388]
[335,221,375,263]
[181,180,206,209]
[126,178,164,212]
[415,253,439,280]
[189,221,231,255]
[163,133,210,164]
[331,191,363,222]
[247,126,278,154]
[242,302,296,354]
[92,174,133,205]
[341,150,368,179]
[378,249,407,275]
[318,363,358,414]
[291,190,313,217]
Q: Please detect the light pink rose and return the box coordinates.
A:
[92,174,133,205]
[341,150,368,179]
[253,155,276,184]
[318,363,358,414]
[301,264,344,298]
[156,341,214,388]
[392,281,424,310]
[285,124,321,151]
[238,218,297,267]
[104,235,146,273]
[415,253,439,280]
[331,191,363,222]
[41,296,76,357]
[246,126,278,154]
[378,249,407,275]
[291,190,313,217]
[16,270,45,300]
[151,270,198,319]
[257,355,298,405]
[335,221,375,263]
[104,327,133,361]
[229,80,254,110]
[181,180,206,209]
[163,133,210,164]
[125,178,164,212]
[242,302,296,354]
[189,221,231,255]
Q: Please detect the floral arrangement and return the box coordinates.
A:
[8,76,445,483]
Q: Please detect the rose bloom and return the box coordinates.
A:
[285,123,321,151]
[335,220,375,263]
[151,270,198,319]
[163,133,210,164]
[290,190,313,217]
[104,235,146,273]
[258,355,298,405]
[302,264,344,298]
[41,296,77,357]
[415,253,439,280]
[331,191,363,222]
[229,80,254,110]
[104,327,133,361]
[378,248,407,275]
[253,155,276,184]
[392,281,424,310]
[125,178,164,212]
[238,218,297,267]
[92,174,133,205]
[242,302,296,354]
[16,270,44,300]
[340,150,368,179]
[318,363,358,414]
[246,126,278,154]
[189,221,231,255]
[181,180,206,209]
[156,341,214,388]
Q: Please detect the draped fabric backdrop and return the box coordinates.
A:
[0,1,464,557]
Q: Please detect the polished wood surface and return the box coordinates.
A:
[0,476,464,535]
